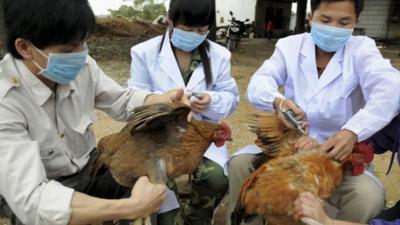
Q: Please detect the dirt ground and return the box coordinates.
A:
[1,29,400,224]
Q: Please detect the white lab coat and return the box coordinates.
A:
[230,33,397,214]
[128,31,239,166]
[128,31,239,212]
[247,33,400,145]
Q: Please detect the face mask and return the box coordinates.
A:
[170,28,209,52]
[32,44,88,85]
[310,22,354,53]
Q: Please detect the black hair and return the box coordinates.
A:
[311,0,364,17]
[167,0,215,87]
[2,0,96,59]
[168,0,215,28]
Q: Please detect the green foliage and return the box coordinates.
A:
[109,0,167,22]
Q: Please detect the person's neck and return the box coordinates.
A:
[174,48,193,58]
[315,46,335,60]
[22,59,57,92]
[315,47,335,78]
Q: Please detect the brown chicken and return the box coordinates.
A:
[93,102,231,225]
[93,102,230,187]
[232,112,344,225]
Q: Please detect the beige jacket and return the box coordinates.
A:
[0,54,150,225]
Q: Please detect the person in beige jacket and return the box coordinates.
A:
[0,0,189,224]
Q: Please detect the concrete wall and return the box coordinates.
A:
[357,0,391,39]
[388,23,400,39]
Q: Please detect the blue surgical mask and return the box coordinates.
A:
[310,22,354,53]
[32,44,88,85]
[170,28,209,52]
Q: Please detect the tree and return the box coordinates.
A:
[109,0,167,22]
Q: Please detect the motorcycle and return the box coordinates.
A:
[226,11,251,51]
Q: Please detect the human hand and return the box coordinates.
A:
[125,176,166,219]
[318,129,358,161]
[273,98,308,132]
[144,88,190,106]
[294,192,332,225]
[295,136,320,151]
[190,92,211,113]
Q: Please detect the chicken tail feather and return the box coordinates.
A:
[248,113,299,158]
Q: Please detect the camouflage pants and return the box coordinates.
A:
[158,157,228,225]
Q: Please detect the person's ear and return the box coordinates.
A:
[308,13,313,25]
[15,38,34,60]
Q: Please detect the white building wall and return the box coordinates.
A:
[215,0,257,26]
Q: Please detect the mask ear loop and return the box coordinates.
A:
[31,45,48,75]
[31,60,46,75]
[32,45,49,59]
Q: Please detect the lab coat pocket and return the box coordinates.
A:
[326,77,356,126]
[39,140,67,178]
[341,75,358,99]
[327,98,348,126]
[71,112,97,158]
[39,141,58,160]
[328,75,359,125]
[73,113,96,134]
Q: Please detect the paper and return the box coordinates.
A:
[157,188,180,214]
[203,143,229,175]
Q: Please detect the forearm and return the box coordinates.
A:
[331,219,366,225]
[247,75,285,112]
[68,192,139,225]
[342,109,398,142]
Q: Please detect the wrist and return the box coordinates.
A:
[116,198,141,220]
[143,94,156,105]
[343,129,358,143]
[273,97,283,110]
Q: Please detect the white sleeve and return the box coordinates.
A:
[0,101,74,225]
[127,47,154,91]
[246,43,287,112]
[342,38,400,141]
[92,59,151,121]
[201,52,239,121]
